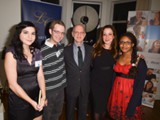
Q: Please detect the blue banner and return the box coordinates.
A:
[22,0,62,43]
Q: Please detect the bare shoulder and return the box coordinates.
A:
[4,52,16,64]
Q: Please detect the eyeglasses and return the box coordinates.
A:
[53,30,65,35]
[119,41,132,45]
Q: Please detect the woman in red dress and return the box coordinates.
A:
[108,32,147,120]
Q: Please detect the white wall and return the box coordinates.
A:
[0,0,21,51]
[0,0,21,87]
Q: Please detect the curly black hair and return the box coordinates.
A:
[120,32,138,78]
[10,21,40,61]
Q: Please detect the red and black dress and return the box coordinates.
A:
[108,59,147,120]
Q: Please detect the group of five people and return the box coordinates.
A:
[3,20,147,120]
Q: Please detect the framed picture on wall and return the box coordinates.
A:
[71,1,102,45]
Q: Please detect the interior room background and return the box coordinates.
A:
[0,0,160,100]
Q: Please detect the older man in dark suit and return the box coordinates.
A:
[64,24,93,120]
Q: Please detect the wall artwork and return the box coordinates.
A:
[71,1,102,45]
[127,10,160,108]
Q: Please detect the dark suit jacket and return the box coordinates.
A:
[64,43,93,97]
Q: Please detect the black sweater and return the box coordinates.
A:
[126,59,147,116]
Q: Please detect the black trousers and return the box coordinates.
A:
[43,89,64,120]
[66,92,88,120]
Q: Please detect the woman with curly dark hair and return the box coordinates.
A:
[91,25,118,120]
[4,21,46,120]
[108,32,147,120]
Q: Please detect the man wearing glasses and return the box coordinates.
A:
[41,20,66,120]
[64,24,93,120]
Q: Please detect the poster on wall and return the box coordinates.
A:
[22,0,62,44]
[127,10,160,108]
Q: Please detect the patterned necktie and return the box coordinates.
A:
[78,46,83,68]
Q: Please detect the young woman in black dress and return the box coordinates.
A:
[4,21,46,120]
[91,25,118,120]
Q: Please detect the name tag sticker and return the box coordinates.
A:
[35,60,42,67]
[56,50,61,57]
